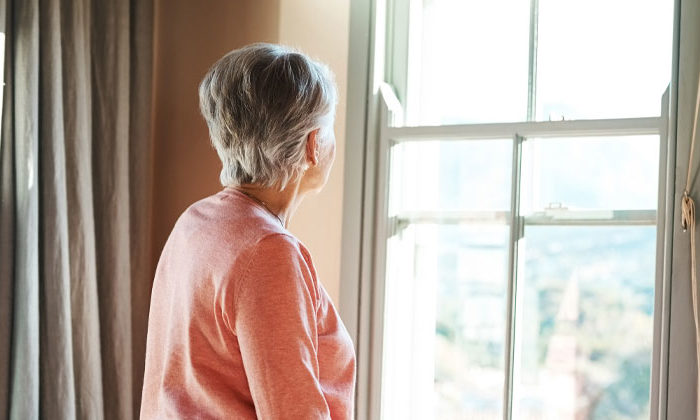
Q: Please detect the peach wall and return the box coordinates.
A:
[151,0,280,271]
[279,0,351,306]
[151,0,350,306]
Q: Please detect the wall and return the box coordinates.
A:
[151,0,279,276]
[151,0,350,306]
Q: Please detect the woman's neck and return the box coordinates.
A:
[234,181,306,228]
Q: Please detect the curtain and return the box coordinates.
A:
[0,0,154,418]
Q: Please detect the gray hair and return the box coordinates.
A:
[198,43,337,189]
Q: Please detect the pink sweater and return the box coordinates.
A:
[140,188,356,419]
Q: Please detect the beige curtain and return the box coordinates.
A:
[0,0,154,418]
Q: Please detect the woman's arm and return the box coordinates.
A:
[232,233,331,420]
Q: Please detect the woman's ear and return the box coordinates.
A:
[305,128,321,166]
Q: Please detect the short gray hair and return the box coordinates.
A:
[198,43,337,189]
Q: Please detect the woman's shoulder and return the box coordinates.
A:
[158,190,291,277]
[234,232,321,311]
[177,189,287,242]
[244,232,315,274]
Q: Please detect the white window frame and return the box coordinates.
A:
[339,0,681,419]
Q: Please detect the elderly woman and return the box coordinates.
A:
[140,43,356,419]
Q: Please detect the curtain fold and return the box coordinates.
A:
[7,0,41,417]
[0,0,14,410]
[0,0,155,418]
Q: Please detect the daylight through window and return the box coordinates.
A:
[377,0,672,419]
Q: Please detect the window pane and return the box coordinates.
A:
[520,136,660,214]
[404,0,530,125]
[514,134,658,419]
[382,223,510,419]
[383,138,515,419]
[389,139,512,215]
[512,226,655,420]
[535,0,672,120]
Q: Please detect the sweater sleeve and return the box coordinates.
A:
[232,233,331,420]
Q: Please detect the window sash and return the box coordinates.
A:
[371,83,671,419]
[386,0,668,126]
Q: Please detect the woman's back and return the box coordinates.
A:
[140,188,356,419]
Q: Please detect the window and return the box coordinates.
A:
[370,0,674,419]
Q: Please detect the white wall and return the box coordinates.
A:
[279,0,351,305]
